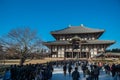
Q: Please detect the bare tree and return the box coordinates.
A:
[0,45,5,61]
[0,27,43,65]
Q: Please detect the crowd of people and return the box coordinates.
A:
[3,63,53,80]
[54,60,120,80]
[2,59,120,80]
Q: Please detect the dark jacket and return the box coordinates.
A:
[72,70,80,80]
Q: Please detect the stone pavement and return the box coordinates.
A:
[51,66,114,80]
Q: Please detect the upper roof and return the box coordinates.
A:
[51,24,105,34]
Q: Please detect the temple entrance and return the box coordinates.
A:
[65,52,79,58]
[65,52,89,58]
[73,52,79,58]
[81,52,86,58]
[65,52,72,58]
[81,52,89,58]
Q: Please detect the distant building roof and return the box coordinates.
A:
[95,53,104,57]
[105,52,120,56]
[51,25,104,34]
[95,52,120,57]
[44,40,115,45]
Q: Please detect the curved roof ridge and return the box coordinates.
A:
[70,25,104,31]
[51,25,105,34]
[51,27,70,33]
[85,26,104,31]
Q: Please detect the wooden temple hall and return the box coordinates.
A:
[44,24,115,58]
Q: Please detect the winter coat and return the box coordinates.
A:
[93,68,99,75]
[72,71,80,80]
[3,70,11,80]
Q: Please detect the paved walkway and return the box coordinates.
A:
[51,66,114,80]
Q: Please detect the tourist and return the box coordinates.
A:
[10,65,17,80]
[35,71,42,80]
[104,64,110,75]
[63,64,67,76]
[72,67,80,80]
[68,63,72,75]
[3,68,11,80]
[111,63,116,77]
[90,69,95,80]
[81,62,87,77]
[85,67,90,80]
[93,65,99,80]
[114,64,120,80]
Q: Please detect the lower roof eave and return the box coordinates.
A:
[44,43,114,46]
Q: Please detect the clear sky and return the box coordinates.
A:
[0,0,120,49]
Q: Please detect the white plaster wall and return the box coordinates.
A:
[90,52,94,58]
[61,51,64,57]
[52,55,56,57]
[58,51,64,57]
[58,51,61,57]
[90,49,94,58]
[94,48,97,55]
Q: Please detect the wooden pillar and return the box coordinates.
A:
[80,52,81,58]
[72,50,73,58]
[51,46,53,58]
[86,52,87,58]
[72,45,74,58]
[88,47,91,58]
[64,52,66,60]
[55,46,56,58]
[63,46,66,60]
[89,45,91,59]
[80,46,82,58]
[64,45,66,58]
[79,41,81,58]
[78,51,79,58]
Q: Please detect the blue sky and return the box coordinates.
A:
[0,0,120,49]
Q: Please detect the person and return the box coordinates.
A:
[3,68,11,80]
[104,64,110,75]
[85,67,90,80]
[10,65,16,80]
[90,69,94,80]
[111,63,116,77]
[82,63,87,77]
[68,64,72,75]
[93,65,99,80]
[72,67,80,80]
[63,64,67,76]
[35,71,42,80]
[114,64,120,80]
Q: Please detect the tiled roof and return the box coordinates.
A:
[44,41,70,45]
[105,52,120,56]
[85,40,115,44]
[95,52,120,57]
[44,40,115,45]
[51,25,104,34]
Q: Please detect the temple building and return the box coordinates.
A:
[44,24,115,58]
